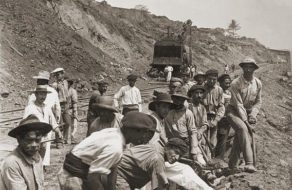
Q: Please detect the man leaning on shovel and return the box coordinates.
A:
[226,57,262,173]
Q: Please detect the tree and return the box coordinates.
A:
[228,19,241,37]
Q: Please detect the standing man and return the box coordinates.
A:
[87,80,109,127]
[114,74,142,115]
[224,64,229,74]
[24,85,63,167]
[181,72,196,93]
[227,58,262,173]
[28,70,61,122]
[58,112,157,190]
[168,77,183,95]
[215,74,232,159]
[164,65,173,82]
[67,78,78,144]
[51,68,71,147]
[203,69,225,155]
[0,115,52,190]
[87,96,123,136]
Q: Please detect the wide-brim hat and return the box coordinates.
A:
[29,85,51,94]
[193,71,205,80]
[170,77,183,84]
[122,112,158,132]
[127,74,138,81]
[149,92,174,111]
[51,67,64,74]
[171,89,190,100]
[97,79,109,86]
[92,96,118,112]
[33,70,50,80]
[218,74,231,83]
[8,114,52,138]
[187,85,206,97]
[239,57,259,69]
[205,69,219,77]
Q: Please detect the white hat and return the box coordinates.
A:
[33,70,50,80]
[51,68,64,74]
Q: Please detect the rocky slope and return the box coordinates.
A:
[0,0,291,189]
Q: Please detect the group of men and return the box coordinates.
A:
[0,57,262,190]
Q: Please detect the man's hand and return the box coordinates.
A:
[55,128,63,139]
[209,119,218,128]
[244,121,255,133]
[248,115,257,124]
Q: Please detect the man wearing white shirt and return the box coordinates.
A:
[28,70,61,122]
[114,74,142,115]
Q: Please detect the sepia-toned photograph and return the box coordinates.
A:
[0,0,291,189]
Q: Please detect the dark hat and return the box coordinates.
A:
[239,57,259,69]
[149,92,174,111]
[8,115,52,138]
[218,74,231,83]
[29,85,51,94]
[33,70,50,80]
[92,96,118,112]
[167,138,188,155]
[205,69,219,77]
[122,112,158,132]
[127,74,138,81]
[170,77,183,84]
[187,85,206,97]
[193,71,205,80]
[97,79,109,86]
[171,89,190,100]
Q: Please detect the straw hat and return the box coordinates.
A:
[92,96,118,112]
[51,67,64,74]
[239,57,259,69]
[33,70,50,80]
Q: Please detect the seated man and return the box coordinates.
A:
[58,112,157,190]
[116,138,188,190]
[0,115,52,190]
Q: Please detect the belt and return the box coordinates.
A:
[63,152,89,179]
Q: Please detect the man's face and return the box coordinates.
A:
[221,78,231,90]
[124,128,154,145]
[172,96,186,107]
[18,131,42,157]
[206,75,217,87]
[191,89,205,103]
[182,75,189,83]
[98,84,108,94]
[155,102,171,119]
[128,79,136,87]
[37,79,49,85]
[169,82,182,94]
[195,76,205,85]
[165,148,180,164]
[242,64,257,75]
[99,109,115,122]
[55,72,64,81]
[35,91,47,104]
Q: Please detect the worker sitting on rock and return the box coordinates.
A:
[203,69,225,155]
[87,79,109,127]
[193,71,206,85]
[114,74,142,115]
[215,74,232,159]
[87,96,123,136]
[58,112,157,190]
[227,58,262,173]
[0,115,52,190]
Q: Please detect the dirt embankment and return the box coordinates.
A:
[0,0,292,189]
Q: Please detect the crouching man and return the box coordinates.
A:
[58,112,157,190]
[116,138,188,190]
[0,115,52,190]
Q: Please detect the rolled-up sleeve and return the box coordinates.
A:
[1,165,27,190]
[114,87,124,108]
[186,110,199,155]
[250,81,262,118]
[215,89,225,122]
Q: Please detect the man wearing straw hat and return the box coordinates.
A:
[28,70,61,122]
[0,114,52,190]
[24,85,63,167]
[227,57,262,173]
[87,96,123,136]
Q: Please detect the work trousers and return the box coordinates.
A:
[56,103,72,146]
[227,109,253,168]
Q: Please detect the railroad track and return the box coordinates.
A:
[0,82,168,128]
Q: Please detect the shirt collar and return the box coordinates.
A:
[16,147,41,165]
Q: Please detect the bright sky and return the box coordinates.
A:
[106,0,292,51]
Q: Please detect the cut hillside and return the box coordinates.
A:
[0,0,291,189]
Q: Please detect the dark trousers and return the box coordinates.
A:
[56,102,71,146]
